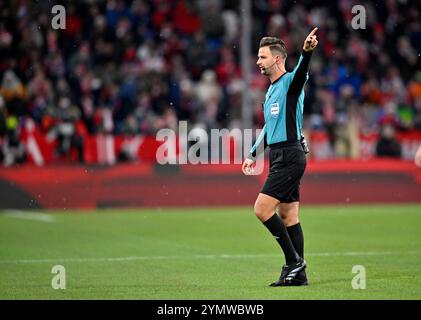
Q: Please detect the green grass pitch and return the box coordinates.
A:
[0,205,420,299]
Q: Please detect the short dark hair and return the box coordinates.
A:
[259,37,287,58]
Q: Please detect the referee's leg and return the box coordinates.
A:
[277,202,300,226]
[254,193,279,222]
[254,193,299,265]
[277,201,305,259]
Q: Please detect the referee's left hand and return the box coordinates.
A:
[303,27,318,51]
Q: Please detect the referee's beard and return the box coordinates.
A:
[260,61,277,77]
[260,65,272,76]
[261,68,269,76]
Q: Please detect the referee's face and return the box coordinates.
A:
[257,46,278,76]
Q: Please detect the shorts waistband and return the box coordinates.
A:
[269,140,301,150]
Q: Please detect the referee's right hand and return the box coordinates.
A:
[303,27,318,51]
[242,158,255,175]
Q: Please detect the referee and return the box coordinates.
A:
[242,28,318,286]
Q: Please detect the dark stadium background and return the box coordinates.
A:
[0,0,420,208]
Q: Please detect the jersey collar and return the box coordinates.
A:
[271,71,288,85]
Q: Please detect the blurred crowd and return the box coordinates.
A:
[0,0,420,165]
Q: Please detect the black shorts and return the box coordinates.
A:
[261,142,307,203]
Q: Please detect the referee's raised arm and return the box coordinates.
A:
[290,27,318,93]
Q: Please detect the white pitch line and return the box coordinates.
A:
[0,251,420,264]
[1,210,55,223]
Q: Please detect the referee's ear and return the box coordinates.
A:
[276,54,285,66]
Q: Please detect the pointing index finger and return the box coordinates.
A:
[309,27,318,37]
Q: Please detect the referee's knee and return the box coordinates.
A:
[278,202,300,226]
[254,200,272,222]
[282,214,299,227]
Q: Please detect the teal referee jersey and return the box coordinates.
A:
[249,50,313,158]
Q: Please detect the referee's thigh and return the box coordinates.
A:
[254,193,280,222]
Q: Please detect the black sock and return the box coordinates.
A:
[287,223,304,259]
[263,213,299,265]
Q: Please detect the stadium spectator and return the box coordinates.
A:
[1,114,27,166]
[375,124,402,158]
[51,97,85,163]
[408,71,421,129]
[0,70,26,117]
